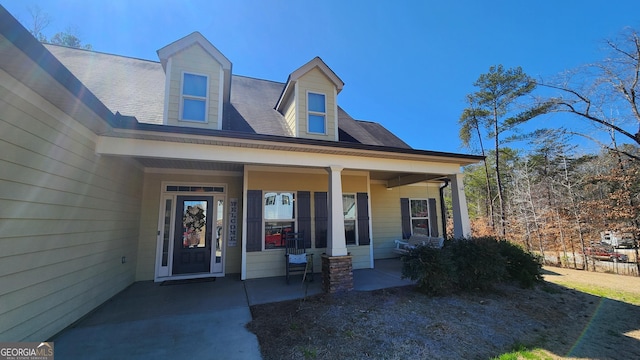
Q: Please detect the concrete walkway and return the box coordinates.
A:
[52,259,410,359]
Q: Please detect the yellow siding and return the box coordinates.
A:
[0,70,143,341]
[136,173,243,280]
[166,44,222,129]
[245,169,369,277]
[371,183,402,259]
[296,67,337,141]
[371,183,443,259]
[282,91,297,136]
[349,246,371,269]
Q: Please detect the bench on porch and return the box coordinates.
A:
[393,236,444,255]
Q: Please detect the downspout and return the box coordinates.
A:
[439,179,450,239]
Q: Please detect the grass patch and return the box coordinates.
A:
[547,280,640,306]
[492,345,557,360]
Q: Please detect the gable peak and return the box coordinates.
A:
[156,32,231,72]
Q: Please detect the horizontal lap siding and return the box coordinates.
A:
[370,183,442,259]
[370,184,402,259]
[0,70,143,341]
[282,93,296,136]
[349,246,371,269]
[246,251,287,278]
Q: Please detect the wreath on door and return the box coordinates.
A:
[183,205,205,246]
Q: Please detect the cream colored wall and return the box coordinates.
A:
[245,169,370,278]
[296,68,337,141]
[166,44,222,129]
[282,90,297,136]
[135,172,243,280]
[0,69,143,341]
[370,183,443,259]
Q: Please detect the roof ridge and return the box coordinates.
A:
[43,43,160,64]
[231,73,285,85]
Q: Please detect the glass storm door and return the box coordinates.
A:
[173,196,214,274]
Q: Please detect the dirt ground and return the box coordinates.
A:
[247,267,640,360]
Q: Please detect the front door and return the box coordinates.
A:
[173,196,214,274]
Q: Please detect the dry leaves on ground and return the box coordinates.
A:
[247,281,619,360]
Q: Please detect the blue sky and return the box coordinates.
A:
[3,0,640,154]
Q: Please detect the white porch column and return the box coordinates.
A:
[450,173,472,238]
[326,165,348,256]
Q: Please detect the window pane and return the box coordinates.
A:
[183,98,206,121]
[343,194,356,220]
[182,201,207,248]
[308,93,325,112]
[183,73,207,97]
[410,199,428,218]
[264,192,295,220]
[345,220,356,245]
[161,199,172,266]
[411,219,429,237]
[308,114,325,133]
[265,221,294,248]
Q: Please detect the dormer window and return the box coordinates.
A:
[307,92,326,134]
[181,72,208,122]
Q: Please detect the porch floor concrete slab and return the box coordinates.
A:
[352,258,414,291]
[51,259,412,359]
[245,274,323,306]
[52,275,261,360]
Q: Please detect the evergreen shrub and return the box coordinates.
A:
[401,236,543,295]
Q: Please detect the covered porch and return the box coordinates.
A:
[96,129,478,285]
[51,259,411,359]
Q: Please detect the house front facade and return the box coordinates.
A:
[0,6,482,341]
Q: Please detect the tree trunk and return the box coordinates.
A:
[493,105,507,238]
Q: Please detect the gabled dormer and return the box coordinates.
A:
[276,57,344,141]
[157,32,232,130]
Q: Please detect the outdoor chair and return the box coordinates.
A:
[284,231,313,284]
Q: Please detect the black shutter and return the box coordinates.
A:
[428,198,439,237]
[400,198,411,239]
[356,192,370,245]
[297,191,311,248]
[314,192,328,248]
[246,190,262,252]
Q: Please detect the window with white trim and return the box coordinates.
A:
[343,194,357,245]
[307,92,326,134]
[410,199,430,237]
[181,73,208,122]
[264,192,296,249]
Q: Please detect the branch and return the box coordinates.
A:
[565,130,640,161]
[536,81,640,145]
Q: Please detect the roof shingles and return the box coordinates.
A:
[45,43,411,148]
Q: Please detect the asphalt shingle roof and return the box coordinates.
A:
[44,43,411,149]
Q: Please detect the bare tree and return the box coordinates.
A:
[538,28,640,151]
[27,5,51,42]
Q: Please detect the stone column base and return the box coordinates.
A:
[321,254,353,293]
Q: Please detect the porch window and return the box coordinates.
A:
[343,194,357,245]
[307,92,326,134]
[410,199,430,237]
[181,72,208,122]
[264,192,295,249]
